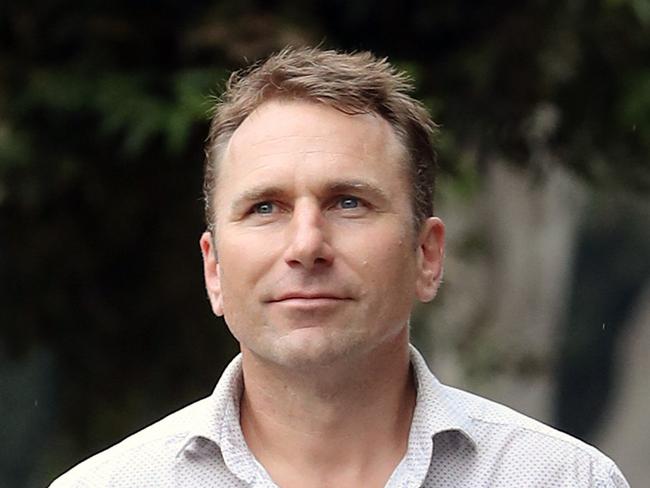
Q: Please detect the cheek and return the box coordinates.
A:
[217,233,279,302]
[353,230,417,290]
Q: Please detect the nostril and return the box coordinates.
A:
[282,208,335,268]
[283,233,334,269]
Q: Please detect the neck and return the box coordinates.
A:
[239,335,416,488]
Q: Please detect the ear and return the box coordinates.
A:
[415,217,445,303]
[200,231,224,316]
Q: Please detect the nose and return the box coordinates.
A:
[283,203,334,270]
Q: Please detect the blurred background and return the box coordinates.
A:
[1,1,649,486]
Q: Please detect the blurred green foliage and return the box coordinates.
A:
[0,1,648,486]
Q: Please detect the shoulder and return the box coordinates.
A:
[439,383,628,487]
[50,355,245,487]
[49,397,212,487]
[410,346,628,485]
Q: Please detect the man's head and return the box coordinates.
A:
[200,47,445,369]
[203,46,437,232]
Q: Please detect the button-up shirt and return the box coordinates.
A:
[51,346,629,487]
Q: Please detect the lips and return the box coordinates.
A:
[269,292,348,303]
[266,294,350,311]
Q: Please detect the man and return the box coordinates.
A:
[52,47,628,487]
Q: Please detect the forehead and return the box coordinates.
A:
[228,100,403,163]
[212,100,410,215]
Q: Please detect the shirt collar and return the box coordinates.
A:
[409,345,477,448]
[177,353,243,451]
[176,354,267,484]
[387,346,477,486]
[176,346,477,482]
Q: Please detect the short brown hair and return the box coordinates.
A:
[203,46,437,230]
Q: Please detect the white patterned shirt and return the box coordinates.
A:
[51,346,629,487]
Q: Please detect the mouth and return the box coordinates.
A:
[271,295,347,302]
[267,293,351,307]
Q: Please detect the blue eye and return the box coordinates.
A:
[253,202,274,214]
[339,197,359,209]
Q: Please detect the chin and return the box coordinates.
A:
[254,328,368,370]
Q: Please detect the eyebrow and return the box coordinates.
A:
[230,186,286,214]
[229,179,390,213]
[325,180,390,203]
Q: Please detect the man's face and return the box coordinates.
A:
[201,100,444,368]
